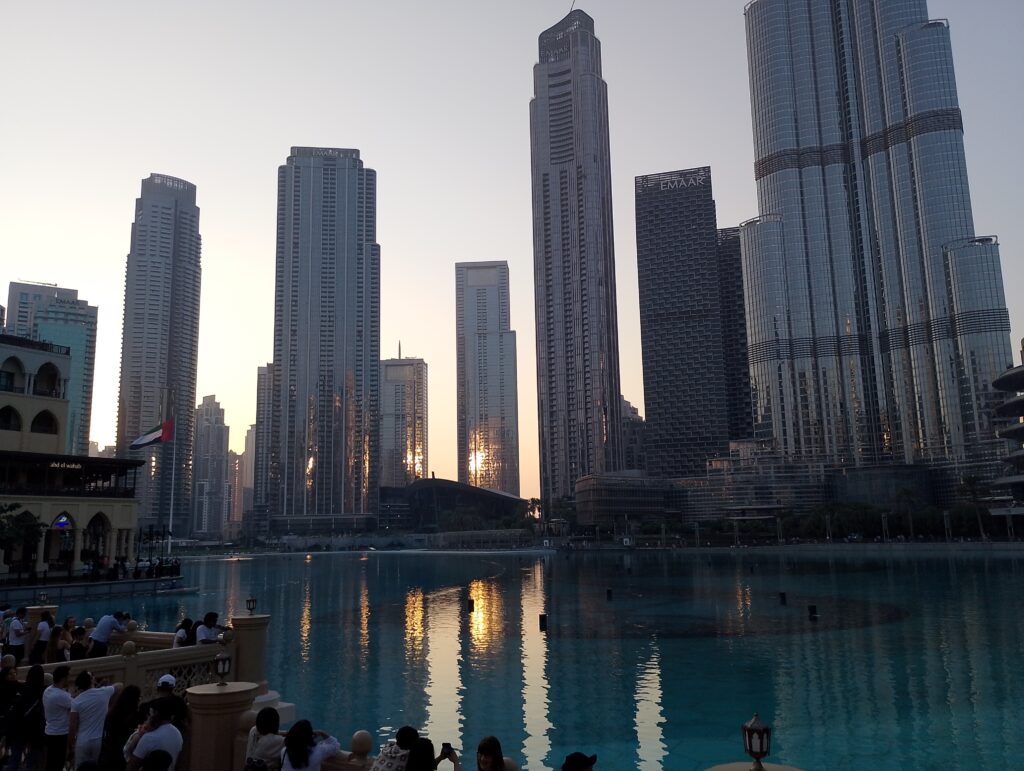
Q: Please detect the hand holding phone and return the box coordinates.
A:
[441,742,453,758]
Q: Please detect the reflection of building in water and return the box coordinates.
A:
[423,588,462,748]
[520,560,551,770]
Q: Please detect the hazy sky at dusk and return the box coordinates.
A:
[1,1,1021,498]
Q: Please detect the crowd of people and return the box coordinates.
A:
[244,718,598,771]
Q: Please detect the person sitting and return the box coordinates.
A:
[245,707,284,771]
[561,752,597,771]
[172,618,193,648]
[125,702,183,771]
[281,720,339,771]
[369,725,418,771]
[194,612,222,644]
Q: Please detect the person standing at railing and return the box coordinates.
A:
[88,611,128,658]
[8,608,30,665]
[194,612,225,644]
[125,702,183,771]
[29,611,53,665]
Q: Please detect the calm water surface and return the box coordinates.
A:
[58,550,1024,770]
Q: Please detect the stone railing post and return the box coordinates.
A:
[230,614,271,693]
[26,605,59,628]
[186,682,259,771]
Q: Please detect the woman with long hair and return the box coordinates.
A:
[245,707,284,770]
[69,626,89,660]
[6,665,46,771]
[46,617,73,662]
[172,618,193,648]
[281,719,339,771]
[98,684,142,771]
[475,737,505,771]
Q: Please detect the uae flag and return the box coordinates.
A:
[130,419,174,450]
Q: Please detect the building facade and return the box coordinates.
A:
[741,0,1012,486]
[621,397,646,473]
[455,261,520,495]
[7,282,98,456]
[530,10,623,508]
[115,174,201,535]
[270,148,380,530]
[636,168,752,478]
[380,356,428,488]
[192,395,229,538]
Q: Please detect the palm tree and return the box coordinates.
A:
[958,476,989,542]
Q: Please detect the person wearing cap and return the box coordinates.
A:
[138,674,188,732]
[69,669,123,766]
[561,752,597,771]
[126,701,183,771]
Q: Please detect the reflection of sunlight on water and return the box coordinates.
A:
[360,577,370,665]
[468,578,503,656]
[299,580,312,663]
[422,588,462,748]
[635,645,666,771]
[405,589,425,664]
[521,560,550,771]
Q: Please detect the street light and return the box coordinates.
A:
[214,652,232,686]
[246,596,257,615]
[742,713,771,771]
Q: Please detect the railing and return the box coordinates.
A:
[17,633,235,701]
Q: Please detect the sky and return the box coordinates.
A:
[1,1,1021,500]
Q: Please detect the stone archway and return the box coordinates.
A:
[84,512,112,566]
[44,512,76,571]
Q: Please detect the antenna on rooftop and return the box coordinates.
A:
[569,0,577,10]
[398,340,402,359]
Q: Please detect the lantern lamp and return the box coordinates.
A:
[246,596,257,615]
[742,713,771,771]
[214,653,232,686]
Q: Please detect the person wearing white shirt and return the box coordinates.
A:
[7,608,30,665]
[195,611,222,644]
[29,610,53,665]
[126,704,183,771]
[282,720,340,771]
[42,665,74,771]
[172,617,193,648]
[69,670,121,766]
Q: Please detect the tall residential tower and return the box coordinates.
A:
[192,394,229,538]
[269,148,380,530]
[380,355,428,488]
[530,10,623,508]
[635,168,751,478]
[455,261,519,495]
[115,174,201,534]
[740,0,1012,484]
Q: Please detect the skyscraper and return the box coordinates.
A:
[380,355,428,488]
[251,364,273,536]
[116,174,201,534]
[6,281,98,455]
[741,1,1012,481]
[192,395,229,538]
[455,261,519,495]
[530,10,623,509]
[270,148,380,529]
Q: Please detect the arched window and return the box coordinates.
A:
[30,410,58,435]
[0,406,21,431]
[34,363,61,397]
[0,357,25,393]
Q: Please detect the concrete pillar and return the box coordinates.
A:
[104,529,116,563]
[186,681,258,771]
[127,529,137,562]
[230,614,271,693]
[71,528,84,572]
[33,537,46,575]
[26,605,58,628]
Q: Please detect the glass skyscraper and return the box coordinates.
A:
[635,168,752,478]
[192,394,229,538]
[116,174,201,534]
[741,0,1011,477]
[270,147,380,529]
[380,356,428,488]
[530,10,623,509]
[455,261,520,496]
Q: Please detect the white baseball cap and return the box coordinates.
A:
[157,674,176,688]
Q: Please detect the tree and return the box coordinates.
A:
[0,503,46,561]
[958,476,989,542]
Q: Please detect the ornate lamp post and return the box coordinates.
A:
[246,596,257,615]
[742,713,771,771]
[214,652,232,686]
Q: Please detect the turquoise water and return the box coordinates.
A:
[58,550,1024,770]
